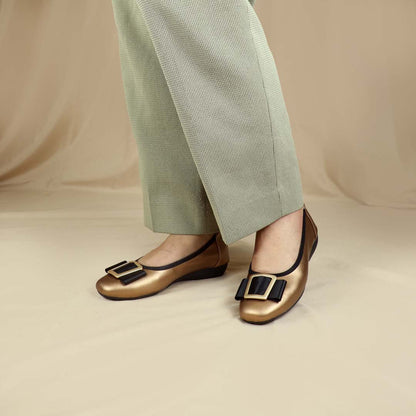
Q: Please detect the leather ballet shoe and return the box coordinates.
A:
[235,204,318,324]
[96,232,229,300]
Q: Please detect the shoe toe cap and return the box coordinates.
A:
[96,274,122,298]
[239,299,286,324]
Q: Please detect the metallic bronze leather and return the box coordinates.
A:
[238,205,318,324]
[96,233,229,300]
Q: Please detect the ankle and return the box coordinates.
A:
[251,209,303,273]
[139,232,217,267]
[165,233,216,248]
[255,208,302,244]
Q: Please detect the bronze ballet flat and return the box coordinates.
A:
[235,205,318,324]
[96,232,229,300]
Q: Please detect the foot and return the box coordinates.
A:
[251,208,303,273]
[139,233,217,267]
[97,232,229,301]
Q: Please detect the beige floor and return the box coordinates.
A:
[1,189,415,415]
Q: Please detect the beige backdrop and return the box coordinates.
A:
[1,0,415,206]
[1,1,416,415]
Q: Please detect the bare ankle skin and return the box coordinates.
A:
[251,208,303,274]
[139,233,216,267]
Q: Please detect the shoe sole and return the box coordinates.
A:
[241,235,319,325]
[98,262,228,301]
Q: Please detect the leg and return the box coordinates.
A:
[102,1,316,318]
[111,0,219,236]
[134,0,304,245]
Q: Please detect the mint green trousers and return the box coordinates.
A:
[111,0,304,245]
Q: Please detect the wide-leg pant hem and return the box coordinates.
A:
[144,190,304,246]
[142,191,221,236]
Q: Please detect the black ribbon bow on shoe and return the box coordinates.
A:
[235,274,286,302]
[105,260,147,285]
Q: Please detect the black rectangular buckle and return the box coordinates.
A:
[107,260,144,279]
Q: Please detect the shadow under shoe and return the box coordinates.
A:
[96,232,229,300]
[235,205,319,324]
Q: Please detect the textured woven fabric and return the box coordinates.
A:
[111,0,304,245]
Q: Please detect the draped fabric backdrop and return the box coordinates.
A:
[1,1,415,415]
[1,0,415,206]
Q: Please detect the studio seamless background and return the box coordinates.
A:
[1,2,416,415]
[0,0,415,208]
